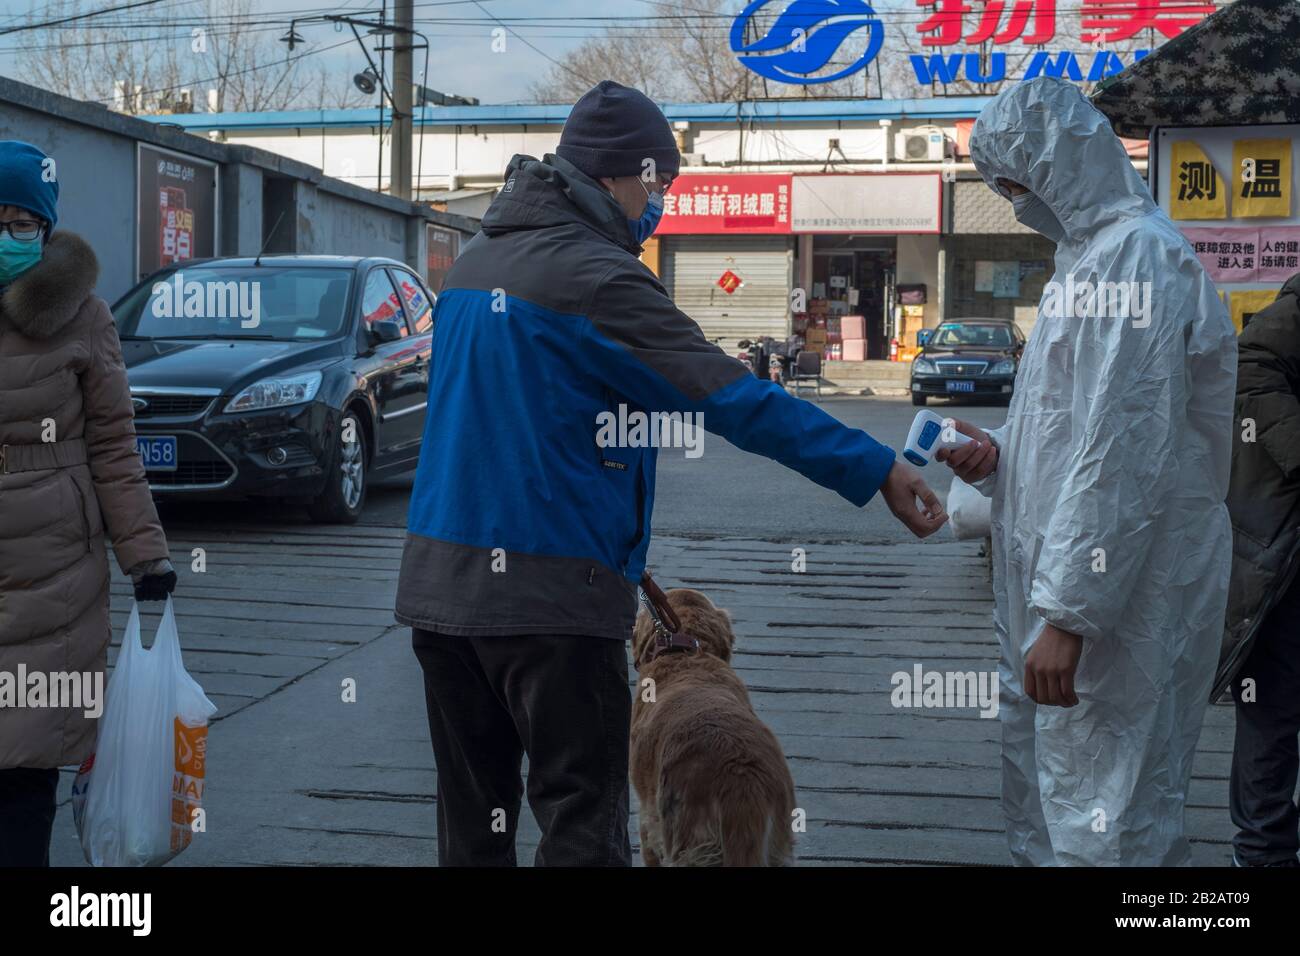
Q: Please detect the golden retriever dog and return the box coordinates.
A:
[630,588,796,866]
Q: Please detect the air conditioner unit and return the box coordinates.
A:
[894,128,947,162]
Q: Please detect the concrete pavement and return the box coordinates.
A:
[48,518,1237,866]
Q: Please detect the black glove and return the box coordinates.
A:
[134,570,177,602]
[129,558,177,602]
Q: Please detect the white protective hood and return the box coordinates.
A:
[967,78,1239,866]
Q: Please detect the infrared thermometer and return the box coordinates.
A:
[903,409,974,466]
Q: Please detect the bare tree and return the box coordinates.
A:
[18,0,184,110]
[529,30,676,103]
[665,0,760,103]
[17,0,367,114]
[197,0,314,112]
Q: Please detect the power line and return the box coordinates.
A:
[0,0,171,37]
[467,0,597,87]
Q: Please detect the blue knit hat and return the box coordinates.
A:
[557,81,680,181]
[0,141,58,230]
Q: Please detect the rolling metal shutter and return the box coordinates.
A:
[660,236,793,352]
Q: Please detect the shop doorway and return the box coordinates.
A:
[809,238,896,360]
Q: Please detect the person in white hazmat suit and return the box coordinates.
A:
[938,77,1238,866]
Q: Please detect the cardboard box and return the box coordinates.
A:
[842,339,867,361]
[805,328,828,349]
[841,315,866,340]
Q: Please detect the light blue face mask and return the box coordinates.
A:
[0,233,43,283]
[1011,191,1065,243]
[627,178,665,245]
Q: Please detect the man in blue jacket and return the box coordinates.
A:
[396,80,947,866]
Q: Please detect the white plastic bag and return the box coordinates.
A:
[72,597,217,867]
[948,475,993,540]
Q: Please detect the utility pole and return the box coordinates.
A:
[391,0,414,199]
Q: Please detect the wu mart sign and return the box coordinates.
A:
[728,0,1214,87]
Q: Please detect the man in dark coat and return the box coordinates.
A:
[1217,273,1300,867]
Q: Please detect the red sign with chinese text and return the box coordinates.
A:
[913,0,1213,47]
[657,174,793,234]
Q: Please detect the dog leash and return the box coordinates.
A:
[638,571,699,663]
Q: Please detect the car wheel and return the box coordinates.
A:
[912,393,927,406]
[308,412,367,524]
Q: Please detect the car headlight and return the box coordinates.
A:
[912,357,937,374]
[988,359,1015,375]
[224,371,323,413]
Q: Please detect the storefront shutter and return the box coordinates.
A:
[660,235,793,352]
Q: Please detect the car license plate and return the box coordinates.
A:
[946,380,975,393]
[137,435,178,472]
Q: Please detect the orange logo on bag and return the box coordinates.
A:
[171,719,208,852]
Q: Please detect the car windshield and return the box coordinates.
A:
[930,324,1014,347]
[113,266,353,341]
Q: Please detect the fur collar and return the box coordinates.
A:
[0,231,100,340]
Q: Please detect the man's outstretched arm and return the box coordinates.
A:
[578,262,947,537]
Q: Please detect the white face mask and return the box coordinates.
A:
[1011,191,1065,243]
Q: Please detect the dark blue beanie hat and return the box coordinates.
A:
[0,141,58,230]
[557,81,680,181]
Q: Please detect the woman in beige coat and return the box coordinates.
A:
[0,140,176,866]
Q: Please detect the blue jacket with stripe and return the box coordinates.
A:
[395,154,897,639]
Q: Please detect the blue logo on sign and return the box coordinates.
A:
[730,0,884,85]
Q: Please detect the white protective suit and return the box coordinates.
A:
[967,78,1238,866]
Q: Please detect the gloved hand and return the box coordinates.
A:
[129,557,177,602]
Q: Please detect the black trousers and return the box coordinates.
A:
[412,629,633,867]
[0,767,60,867]
[1230,577,1300,865]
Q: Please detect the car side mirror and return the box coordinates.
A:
[368,319,403,344]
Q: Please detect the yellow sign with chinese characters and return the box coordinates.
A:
[1229,289,1278,334]
[1233,139,1292,218]
[1170,141,1226,220]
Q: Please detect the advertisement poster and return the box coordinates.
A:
[137,144,217,278]
[426,224,461,293]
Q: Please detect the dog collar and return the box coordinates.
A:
[638,572,699,664]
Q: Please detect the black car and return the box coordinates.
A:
[910,318,1024,406]
[112,255,436,523]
